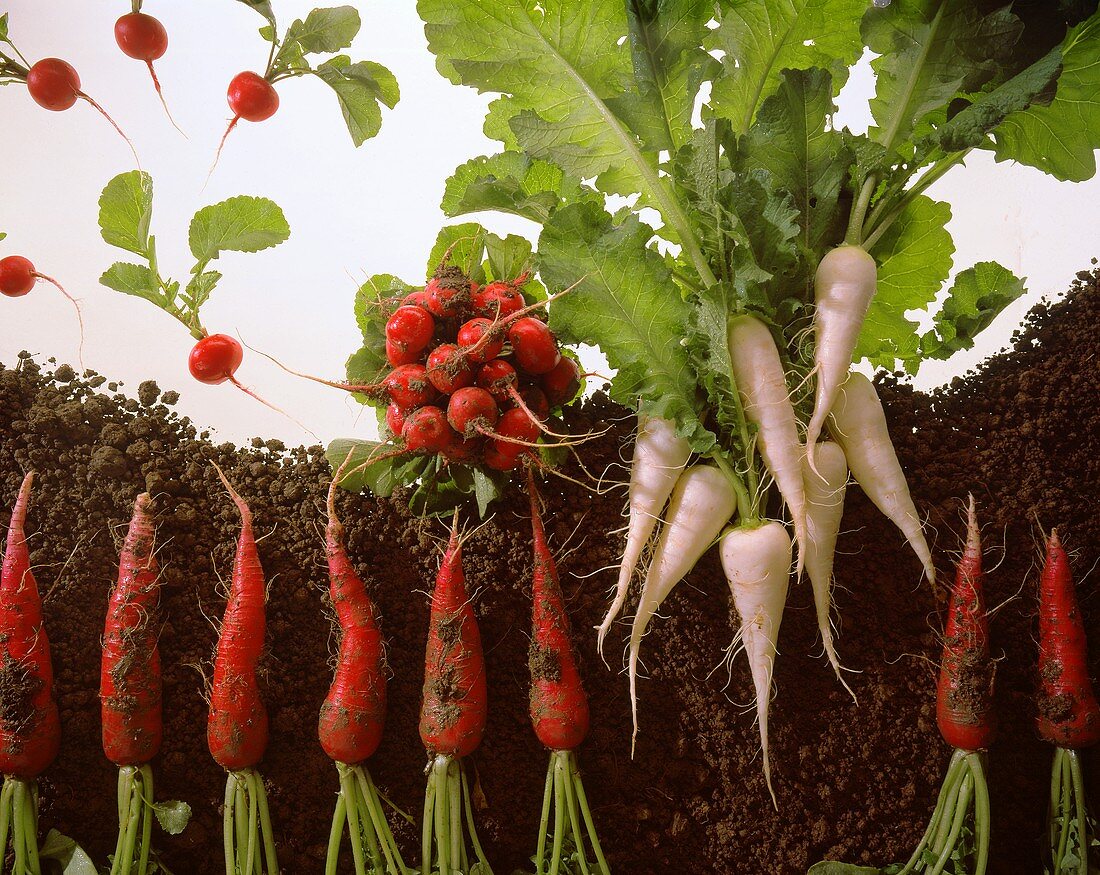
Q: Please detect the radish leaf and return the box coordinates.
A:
[98,171,154,258]
[316,57,400,146]
[188,196,290,262]
[442,153,593,224]
[920,261,1026,360]
[99,264,161,304]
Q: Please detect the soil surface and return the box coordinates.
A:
[2,269,1100,874]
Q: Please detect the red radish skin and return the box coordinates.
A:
[385,402,408,437]
[457,318,504,364]
[540,357,580,407]
[496,407,540,448]
[476,358,518,401]
[472,281,524,319]
[402,290,431,310]
[528,474,589,751]
[228,72,279,122]
[443,436,482,465]
[518,385,550,421]
[402,406,456,453]
[419,520,487,758]
[936,498,995,752]
[426,344,475,394]
[0,472,61,780]
[26,58,81,111]
[382,364,436,408]
[386,305,435,357]
[207,468,269,771]
[1037,529,1100,749]
[100,493,163,766]
[114,13,168,61]
[447,387,499,438]
[0,256,36,297]
[318,481,386,765]
[386,338,424,367]
[509,318,561,375]
[424,267,471,318]
[483,444,522,471]
[189,334,244,385]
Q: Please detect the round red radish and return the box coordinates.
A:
[518,385,550,421]
[541,357,581,407]
[386,305,435,353]
[402,406,455,453]
[188,334,244,385]
[402,290,431,309]
[382,364,435,409]
[457,317,504,364]
[0,256,37,298]
[443,435,482,465]
[424,271,470,318]
[27,58,82,111]
[509,318,561,375]
[483,443,522,472]
[447,387,499,438]
[114,12,168,61]
[472,281,524,319]
[227,71,279,122]
[426,344,475,394]
[385,402,409,437]
[385,338,422,367]
[476,358,518,401]
[496,407,540,447]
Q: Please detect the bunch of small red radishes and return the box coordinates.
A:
[377,265,581,472]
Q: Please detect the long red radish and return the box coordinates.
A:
[598,415,690,657]
[528,472,610,875]
[419,514,491,875]
[805,245,877,470]
[719,521,792,808]
[628,465,737,751]
[727,315,808,570]
[827,372,935,584]
[936,496,994,753]
[801,442,854,698]
[208,464,278,875]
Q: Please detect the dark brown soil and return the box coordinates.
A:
[1,269,1100,874]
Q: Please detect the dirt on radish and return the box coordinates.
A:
[1,268,1100,872]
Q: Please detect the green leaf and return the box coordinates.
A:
[428,224,487,283]
[236,0,276,28]
[184,270,223,312]
[484,233,533,283]
[472,469,504,518]
[807,863,886,875]
[188,196,290,262]
[0,232,6,242]
[99,171,154,257]
[287,6,361,55]
[350,274,411,394]
[99,263,161,303]
[327,440,432,498]
[539,201,712,451]
[864,1,1023,153]
[920,261,1025,359]
[992,12,1100,181]
[441,152,594,224]
[0,14,9,42]
[38,830,97,875]
[707,0,867,134]
[152,800,192,835]
[857,195,954,369]
[741,68,851,257]
[315,56,400,146]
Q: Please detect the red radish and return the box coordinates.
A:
[509,317,561,375]
[447,386,499,438]
[100,493,163,767]
[496,407,540,449]
[402,290,431,309]
[426,343,475,393]
[472,281,524,319]
[1037,529,1100,749]
[386,305,435,357]
[188,334,243,385]
[0,255,85,366]
[114,10,181,131]
[457,317,504,363]
[936,497,995,752]
[424,267,471,318]
[517,385,550,421]
[207,467,269,772]
[385,402,408,437]
[0,472,61,781]
[402,406,455,453]
[443,436,482,465]
[386,338,424,367]
[476,358,518,401]
[211,72,279,175]
[540,356,580,407]
[483,443,522,471]
[382,363,436,408]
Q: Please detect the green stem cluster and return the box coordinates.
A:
[421,755,490,875]
[1047,747,1094,875]
[222,769,278,875]
[533,750,609,875]
[111,765,155,875]
[0,777,42,875]
[326,762,411,875]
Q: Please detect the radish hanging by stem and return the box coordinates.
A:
[727,314,808,570]
[0,255,85,369]
[1036,528,1100,875]
[827,372,935,586]
[597,415,690,659]
[527,471,609,875]
[419,513,491,875]
[801,442,855,699]
[805,245,877,472]
[320,465,410,875]
[0,472,61,874]
[101,493,191,875]
[208,464,279,875]
[628,465,737,752]
[114,4,183,134]
[719,520,791,809]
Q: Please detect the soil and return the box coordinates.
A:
[2,268,1100,874]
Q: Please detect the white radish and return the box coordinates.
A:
[720,521,792,809]
[805,245,877,472]
[598,415,691,658]
[628,465,736,752]
[828,372,935,584]
[727,314,807,570]
[802,441,856,701]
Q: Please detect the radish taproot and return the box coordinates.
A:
[597,415,690,657]
[628,465,737,750]
[114,7,182,132]
[827,372,935,585]
[720,520,792,809]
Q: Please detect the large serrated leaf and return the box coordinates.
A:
[441,152,594,224]
[188,196,290,262]
[428,224,487,283]
[99,263,161,303]
[99,171,154,257]
[316,56,400,146]
[920,261,1025,360]
[289,6,361,55]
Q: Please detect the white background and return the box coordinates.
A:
[1,1,1096,445]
